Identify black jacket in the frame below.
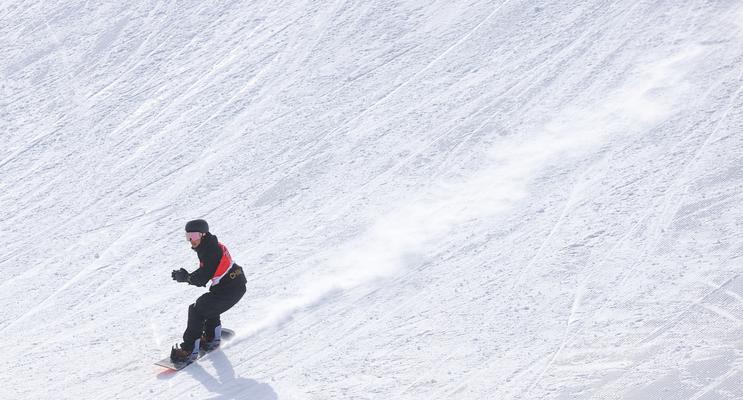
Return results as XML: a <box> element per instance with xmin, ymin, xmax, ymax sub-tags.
<box><xmin>188</xmin><ymin>233</ymin><xmax>246</xmax><ymax>291</ymax></box>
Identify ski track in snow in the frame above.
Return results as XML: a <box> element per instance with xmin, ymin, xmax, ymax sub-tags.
<box><xmin>3</xmin><ymin>1</ymin><xmax>743</xmax><ymax>399</ymax></box>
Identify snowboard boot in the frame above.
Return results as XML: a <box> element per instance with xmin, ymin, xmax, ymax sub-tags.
<box><xmin>201</xmin><ymin>325</ymin><xmax>222</xmax><ymax>351</ymax></box>
<box><xmin>170</xmin><ymin>338</ymin><xmax>200</xmax><ymax>364</ymax></box>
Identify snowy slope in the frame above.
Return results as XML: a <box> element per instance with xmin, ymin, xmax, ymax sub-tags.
<box><xmin>2</xmin><ymin>1</ymin><xmax>743</xmax><ymax>399</ymax></box>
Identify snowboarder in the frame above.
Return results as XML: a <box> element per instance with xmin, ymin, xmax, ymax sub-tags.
<box><xmin>170</xmin><ymin>219</ymin><xmax>247</xmax><ymax>363</ymax></box>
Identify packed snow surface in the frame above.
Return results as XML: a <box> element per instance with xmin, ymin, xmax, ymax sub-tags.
<box><xmin>2</xmin><ymin>1</ymin><xmax>743</xmax><ymax>399</ymax></box>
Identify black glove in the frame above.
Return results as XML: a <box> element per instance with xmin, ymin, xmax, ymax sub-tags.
<box><xmin>172</xmin><ymin>268</ymin><xmax>189</xmax><ymax>282</ymax></box>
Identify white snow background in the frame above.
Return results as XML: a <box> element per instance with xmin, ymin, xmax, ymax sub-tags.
<box><xmin>2</xmin><ymin>1</ymin><xmax>743</xmax><ymax>399</ymax></box>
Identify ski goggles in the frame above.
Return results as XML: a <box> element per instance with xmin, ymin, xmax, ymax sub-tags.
<box><xmin>185</xmin><ymin>232</ymin><xmax>203</xmax><ymax>241</ymax></box>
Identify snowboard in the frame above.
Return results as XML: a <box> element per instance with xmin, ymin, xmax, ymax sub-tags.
<box><xmin>155</xmin><ymin>328</ymin><xmax>235</xmax><ymax>371</ymax></box>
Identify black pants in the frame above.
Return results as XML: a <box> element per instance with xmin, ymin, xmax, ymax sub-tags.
<box><xmin>182</xmin><ymin>283</ymin><xmax>245</xmax><ymax>350</ymax></box>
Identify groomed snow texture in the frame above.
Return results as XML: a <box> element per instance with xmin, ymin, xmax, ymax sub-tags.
<box><xmin>2</xmin><ymin>1</ymin><xmax>743</xmax><ymax>399</ymax></box>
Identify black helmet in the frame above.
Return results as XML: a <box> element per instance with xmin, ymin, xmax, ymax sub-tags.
<box><xmin>185</xmin><ymin>219</ymin><xmax>209</xmax><ymax>233</ymax></box>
